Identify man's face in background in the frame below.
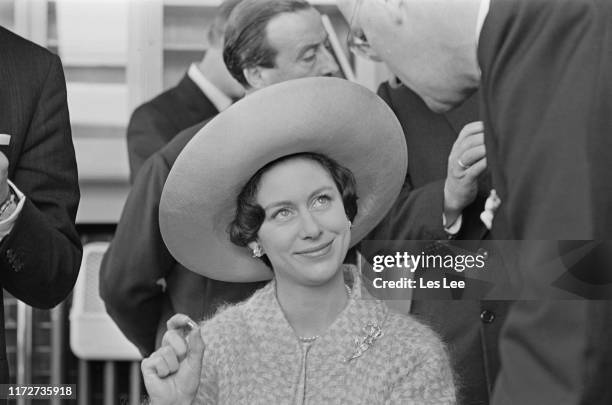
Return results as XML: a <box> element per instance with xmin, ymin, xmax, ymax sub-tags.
<box><xmin>257</xmin><ymin>8</ymin><xmax>339</xmax><ymax>86</ymax></box>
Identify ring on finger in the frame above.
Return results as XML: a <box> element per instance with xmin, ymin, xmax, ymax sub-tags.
<box><xmin>457</xmin><ymin>158</ymin><xmax>470</xmax><ymax>169</ymax></box>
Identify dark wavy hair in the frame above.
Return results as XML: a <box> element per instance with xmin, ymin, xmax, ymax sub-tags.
<box><xmin>222</xmin><ymin>0</ymin><xmax>312</xmax><ymax>86</ymax></box>
<box><xmin>228</xmin><ymin>153</ymin><xmax>358</xmax><ymax>265</ymax></box>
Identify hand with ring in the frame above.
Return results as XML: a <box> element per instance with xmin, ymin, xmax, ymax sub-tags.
<box><xmin>141</xmin><ymin>314</ymin><xmax>205</xmax><ymax>405</ymax></box>
<box><xmin>444</xmin><ymin>121</ymin><xmax>487</xmax><ymax>225</ymax></box>
<box><xmin>457</xmin><ymin>158</ymin><xmax>471</xmax><ymax>170</ymax></box>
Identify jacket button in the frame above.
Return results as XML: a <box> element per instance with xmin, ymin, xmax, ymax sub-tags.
<box><xmin>476</xmin><ymin>248</ymin><xmax>489</xmax><ymax>260</ymax></box>
<box><xmin>480</xmin><ymin>309</ymin><xmax>495</xmax><ymax>323</ymax></box>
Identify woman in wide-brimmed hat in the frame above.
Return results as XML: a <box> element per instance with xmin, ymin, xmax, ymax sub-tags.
<box><xmin>141</xmin><ymin>77</ymin><xmax>455</xmax><ymax>404</ymax></box>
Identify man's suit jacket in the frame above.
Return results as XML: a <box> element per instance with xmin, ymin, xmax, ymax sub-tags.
<box><xmin>126</xmin><ymin>73</ymin><xmax>219</xmax><ymax>182</ymax></box>
<box><xmin>100</xmin><ymin>121</ymin><xmax>264</xmax><ymax>357</ymax></box>
<box><xmin>0</xmin><ymin>27</ymin><xmax>81</xmax><ymax>383</ymax></box>
<box><xmin>476</xmin><ymin>1</ymin><xmax>612</xmax><ymax>404</ymax></box>
<box><xmin>368</xmin><ymin>83</ymin><xmax>509</xmax><ymax>405</ymax></box>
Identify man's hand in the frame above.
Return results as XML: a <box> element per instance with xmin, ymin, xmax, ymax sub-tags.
<box><xmin>141</xmin><ymin>314</ymin><xmax>205</xmax><ymax>405</ymax></box>
<box><xmin>0</xmin><ymin>151</ymin><xmax>10</xmax><ymax>203</ymax></box>
<box><xmin>444</xmin><ymin>121</ymin><xmax>487</xmax><ymax>226</ymax></box>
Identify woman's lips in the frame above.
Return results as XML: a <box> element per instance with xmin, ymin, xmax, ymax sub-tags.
<box><xmin>295</xmin><ymin>240</ymin><xmax>334</xmax><ymax>257</ymax></box>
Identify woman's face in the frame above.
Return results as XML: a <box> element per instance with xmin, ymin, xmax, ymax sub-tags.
<box><xmin>248</xmin><ymin>157</ymin><xmax>351</xmax><ymax>287</ymax></box>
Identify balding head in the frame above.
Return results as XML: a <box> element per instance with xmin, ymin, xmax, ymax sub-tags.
<box><xmin>338</xmin><ymin>0</ymin><xmax>482</xmax><ymax>112</ymax></box>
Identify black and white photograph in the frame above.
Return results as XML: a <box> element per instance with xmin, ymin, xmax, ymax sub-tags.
<box><xmin>0</xmin><ymin>0</ymin><xmax>611</xmax><ymax>404</ymax></box>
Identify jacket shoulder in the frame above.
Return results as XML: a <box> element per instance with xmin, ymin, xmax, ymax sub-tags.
<box><xmin>199</xmin><ymin>299</ymin><xmax>250</xmax><ymax>345</ymax></box>
<box><xmin>132</xmin><ymin>73</ymin><xmax>198</xmax><ymax>120</ymax></box>
<box><xmin>0</xmin><ymin>26</ymin><xmax>57</xmax><ymax>65</ymax></box>
<box><xmin>199</xmin><ymin>283</ymin><xmax>271</xmax><ymax>347</ymax></box>
<box><xmin>134</xmin><ymin>84</ymin><xmax>182</xmax><ymax>116</ymax></box>
<box><xmin>128</xmin><ymin>84</ymin><xmax>181</xmax><ymax>130</ymax></box>
<box><xmin>383</xmin><ymin>310</ymin><xmax>449</xmax><ymax>360</ymax></box>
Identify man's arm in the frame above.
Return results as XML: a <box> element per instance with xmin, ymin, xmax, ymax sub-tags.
<box><xmin>0</xmin><ymin>54</ymin><xmax>82</xmax><ymax>309</ymax></box>
<box><xmin>368</xmin><ymin>179</ymin><xmax>449</xmax><ymax>241</ymax></box>
<box><xmin>100</xmin><ymin>153</ymin><xmax>175</xmax><ymax>356</ymax></box>
<box><xmin>368</xmin><ymin>83</ymin><xmax>484</xmax><ymax>242</ymax></box>
<box><xmin>368</xmin><ymin>83</ymin><xmax>448</xmax><ymax>241</ymax></box>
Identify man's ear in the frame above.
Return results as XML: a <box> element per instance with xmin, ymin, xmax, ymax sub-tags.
<box><xmin>243</xmin><ymin>66</ymin><xmax>266</xmax><ymax>90</ymax></box>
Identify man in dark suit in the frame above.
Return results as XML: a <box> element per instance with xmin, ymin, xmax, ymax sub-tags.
<box><xmin>126</xmin><ymin>0</ymin><xmax>245</xmax><ymax>182</ymax></box>
<box><xmin>367</xmin><ymin>81</ymin><xmax>509</xmax><ymax>405</ymax></box>
<box><xmin>338</xmin><ymin>0</ymin><xmax>612</xmax><ymax>403</ymax></box>
<box><xmin>0</xmin><ymin>27</ymin><xmax>81</xmax><ymax>384</ymax></box>
<box><xmin>100</xmin><ymin>0</ymin><xmax>339</xmax><ymax>357</ymax></box>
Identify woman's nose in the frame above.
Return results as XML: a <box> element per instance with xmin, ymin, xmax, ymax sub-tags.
<box><xmin>298</xmin><ymin>212</ymin><xmax>323</xmax><ymax>239</ymax></box>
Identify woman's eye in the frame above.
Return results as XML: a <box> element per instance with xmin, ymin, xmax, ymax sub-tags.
<box><xmin>313</xmin><ymin>195</ymin><xmax>331</xmax><ymax>208</ymax></box>
<box><xmin>272</xmin><ymin>209</ymin><xmax>292</xmax><ymax>220</ymax></box>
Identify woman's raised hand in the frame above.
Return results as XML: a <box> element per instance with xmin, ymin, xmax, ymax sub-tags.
<box><xmin>141</xmin><ymin>314</ymin><xmax>205</xmax><ymax>405</ymax></box>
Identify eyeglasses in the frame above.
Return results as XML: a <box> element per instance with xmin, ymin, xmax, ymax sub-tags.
<box><xmin>346</xmin><ymin>0</ymin><xmax>382</xmax><ymax>62</ymax></box>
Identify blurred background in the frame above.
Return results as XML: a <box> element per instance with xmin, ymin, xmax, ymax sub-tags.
<box><xmin>0</xmin><ymin>0</ymin><xmax>391</xmax><ymax>403</ymax></box>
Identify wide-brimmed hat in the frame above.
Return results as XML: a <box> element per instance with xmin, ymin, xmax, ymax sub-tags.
<box><xmin>160</xmin><ymin>77</ymin><xmax>407</xmax><ymax>282</ymax></box>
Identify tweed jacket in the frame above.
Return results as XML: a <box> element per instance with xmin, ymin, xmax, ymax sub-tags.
<box><xmin>195</xmin><ymin>267</ymin><xmax>455</xmax><ymax>405</ymax></box>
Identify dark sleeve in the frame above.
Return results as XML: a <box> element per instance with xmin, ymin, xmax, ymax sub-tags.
<box><xmin>366</xmin><ymin>84</ymin><xmax>448</xmax><ymax>242</ymax></box>
<box><xmin>126</xmin><ymin>103</ymin><xmax>174</xmax><ymax>184</ymax></box>
<box><xmin>492</xmin><ymin>301</ymin><xmax>612</xmax><ymax>405</ymax></box>
<box><xmin>0</xmin><ymin>55</ymin><xmax>82</xmax><ymax>309</ymax></box>
<box><xmin>478</xmin><ymin>2</ymin><xmax>612</xmax><ymax>404</ymax></box>
<box><xmin>479</xmin><ymin>0</ymin><xmax>612</xmax><ymax>240</ymax></box>
<box><xmin>367</xmin><ymin>179</ymin><xmax>448</xmax><ymax>241</ymax></box>
<box><xmin>99</xmin><ymin>153</ymin><xmax>174</xmax><ymax>356</ymax></box>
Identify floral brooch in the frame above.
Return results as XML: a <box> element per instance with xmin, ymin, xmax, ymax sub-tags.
<box><xmin>345</xmin><ymin>322</ymin><xmax>383</xmax><ymax>363</ymax></box>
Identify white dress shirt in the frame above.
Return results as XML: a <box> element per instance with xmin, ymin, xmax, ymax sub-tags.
<box><xmin>187</xmin><ymin>63</ymin><xmax>233</xmax><ymax>112</ymax></box>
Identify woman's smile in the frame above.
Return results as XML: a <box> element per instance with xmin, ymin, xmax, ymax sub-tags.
<box><xmin>294</xmin><ymin>239</ymin><xmax>335</xmax><ymax>258</ymax></box>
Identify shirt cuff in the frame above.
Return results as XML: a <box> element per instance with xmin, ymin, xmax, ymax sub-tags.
<box><xmin>0</xmin><ymin>180</ymin><xmax>26</xmax><ymax>240</ymax></box>
<box><xmin>442</xmin><ymin>212</ymin><xmax>463</xmax><ymax>238</ymax></box>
